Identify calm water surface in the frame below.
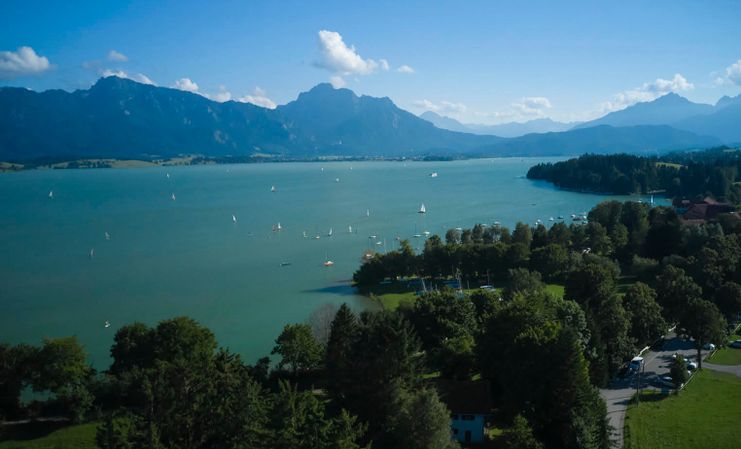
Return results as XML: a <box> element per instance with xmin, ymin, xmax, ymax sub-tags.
<box><xmin>0</xmin><ymin>159</ymin><xmax>667</xmax><ymax>367</ymax></box>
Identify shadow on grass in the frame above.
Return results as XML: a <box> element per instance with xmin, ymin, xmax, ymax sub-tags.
<box><xmin>0</xmin><ymin>421</ymin><xmax>69</xmax><ymax>442</ymax></box>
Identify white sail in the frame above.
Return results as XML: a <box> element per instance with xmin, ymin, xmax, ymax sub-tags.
<box><xmin>328</xmin><ymin>227</ymin><xmax>333</xmax><ymax>237</ymax></box>
<box><xmin>105</xmin><ymin>231</ymin><xmax>111</xmax><ymax>240</ymax></box>
<box><xmin>271</xmin><ymin>185</ymin><xmax>276</xmax><ymax>192</ymax></box>
<box><xmin>48</xmin><ymin>190</ymin><xmax>54</xmax><ymax>199</ymax></box>
<box><xmin>348</xmin><ymin>225</ymin><xmax>352</xmax><ymax>233</ymax></box>
<box><xmin>418</xmin><ymin>203</ymin><xmax>426</xmax><ymax>214</ymax></box>
<box><xmin>232</xmin><ymin>215</ymin><xmax>237</xmax><ymax>223</ymax></box>
<box><xmin>366</xmin><ymin>209</ymin><xmax>370</xmax><ymax>217</ymax></box>
<box><xmin>171</xmin><ymin>193</ymin><xmax>176</xmax><ymax>201</ymax></box>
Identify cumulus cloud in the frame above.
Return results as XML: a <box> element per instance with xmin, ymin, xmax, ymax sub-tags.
<box><xmin>205</xmin><ymin>86</ymin><xmax>232</xmax><ymax>102</ymax></box>
<box><xmin>236</xmin><ymin>87</ymin><xmax>277</xmax><ymax>109</ymax></box>
<box><xmin>0</xmin><ymin>46</ymin><xmax>51</xmax><ymax>79</ymax></box>
<box><xmin>414</xmin><ymin>99</ymin><xmax>467</xmax><ymax>115</ymax></box>
<box><xmin>330</xmin><ymin>75</ymin><xmax>346</xmax><ymax>88</ymax></box>
<box><xmin>173</xmin><ymin>77</ymin><xmax>199</xmax><ymax>93</ymax></box>
<box><xmin>397</xmin><ymin>65</ymin><xmax>415</xmax><ymax>74</ymax></box>
<box><xmin>379</xmin><ymin>59</ymin><xmax>390</xmax><ymax>71</ymax></box>
<box><xmin>512</xmin><ymin>96</ymin><xmax>552</xmax><ymax>116</ymax></box>
<box><xmin>101</xmin><ymin>69</ymin><xmax>155</xmax><ymax>85</ymax></box>
<box><xmin>714</xmin><ymin>59</ymin><xmax>741</xmax><ymax>86</ymax></box>
<box><xmin>107</xmin><ymin>50</ymin><xmax>128</xmax><ymax>62</ymax></box>
<box><xmin>600</xmin><ymin>73</ymin><xmax>693</xmax><ymax>113</ymax></box>
<box><xmin>315</xmin><ymin>30</ymin><xmax>379</xmax><ymax>75</ymax></box>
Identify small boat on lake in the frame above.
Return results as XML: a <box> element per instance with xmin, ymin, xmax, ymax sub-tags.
<box><xmin>89</xmin><ymin>248</ymin><xmax>95</xmax><ymax>258</ymax></box>
<box><xmin>418</xmin><ymin>203</ymin><xmax>426</xmax><ymax>214</ymax></box>
<box><xmin>366</xmin><ymin>209</ymin><xmax>370</xmax><ymax>217</ymax></box>
<box><xmin>232</xmin><ymin>215</ymin><xmax>237</xmax><ymax>223</ymax></box>
<box><xmin>171</xmin><ymin>193</ymin><xmax>176</xmax><ymax>201</ymax></box>
<box><xmin>271</xmin><ymin>185</ymin><xmax>276</xmax><ymax>192</ymax></box>
<box><xmin>348</xmin><ymin>225</ymin><xmax>353</xmax><ymax>233</ymax></box>
<box><xmin>48</xmin><ymin>190</ymin><xmax>54</xmax><ymax>199</ymax></box>
<box><xmin>273</xmin><ymin>222</ymin><xmax>282</xmax><ymax>232</ymax></box>
<box><xmin>335</xmin><ymin>178</ymin><xmax>340</xmax><ymax>183</ymax></box>
<box><xmin>429</xmin><ymin>172</ymin><xmax>438</xmax><ymax>178</ymax></box>
<box><xmin>104</xmin><ymin>320</ymin><xmax>111</xmax><ymax>328</ymax></box>
<box><xmin>280</xmin><ymin>262</ymin><xmax>292</xmax><ymax>267</ymax></box>
<box><xmin>327</xmin><ymin>227</ymin><xmax>333</xmax><ymax>237</ymax></box>
<box><xmin>105</xmin><ymin>231</ymin><xmax>111</xmax><ymax>240</ymax></box>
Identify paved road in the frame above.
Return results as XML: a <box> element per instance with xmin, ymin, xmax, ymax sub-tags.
<box><xmin>703</xmin><ymin>361</ymin><xmax>741</xmax><ymax>377</ymax></box>
<box><xmin>599</xmin><ymin>334</ymin><xmax>709</xmax><ymax>449</ymax></box>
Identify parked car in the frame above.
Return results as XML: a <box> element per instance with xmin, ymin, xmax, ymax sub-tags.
<box><xmin>687</xmin><ymin>360</ymin><xmax>697</xmax><ymax>370</ymax></box>
<box><xmin>656</xmin><ymin>376</ymin><xmax>676</xmax><ymax>389</ymax></box>
<box><xmin>628</xmin><ymin>356</ymin><xmax>643</xmax><ymax>374</ymax></box>
<box><xmin>731</xmin><ymin>340</ymin><xmax>741</xmax><ymax>349</ymax></box>
<box><xmin>703</xmin><ymin>343</ymin><xmax>716</xmax><ymax>351</ymax></box>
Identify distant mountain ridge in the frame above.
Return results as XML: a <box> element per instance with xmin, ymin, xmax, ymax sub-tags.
<box><xmin>0</xmin><ymin>76</ymin><xmax>724</xmax><ymax>161</ymax></box>
<box><xmin>575</xmin><ymin>92</ymin><xmax>741</xmax><ymax>144</ymax></box>
<box><xmin>420</xmin><ymin>111</ymin><xmax>578</xmax><ymax>137</ymax></box>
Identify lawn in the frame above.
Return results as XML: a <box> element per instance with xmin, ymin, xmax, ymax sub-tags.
<box><xmin>545</xmin><ymin>283</ymin><xmax>565</xmax><ymax>298</ymax></box>
<box><xmin>707</xmin><ymin>333</ymin><xmax>741</xmax><ymax>366</ymax></box>
<box><xmin>624</xmin><ymin>369</ymin><xmax>741</xmax><ymax>449</ymax></box>
<box><xmin>0</xmin><ymin>422</ymin><xmax>98</xmax><ymax>449</ymax></box>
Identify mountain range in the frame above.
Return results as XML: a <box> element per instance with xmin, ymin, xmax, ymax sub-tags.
<box><xmin>0</xmin><ymin>76</ymin><xmax>733</xmax><ymax>162</ymax></box>
<box><xmin>420</xmin><ymin>111</ymin><xmax>579</xmax><ymax>137</ymax></box>
<box><xmin>575</xmin><ymin>92</ymin><xmax>741</xmax><ymax>143</ymax></box>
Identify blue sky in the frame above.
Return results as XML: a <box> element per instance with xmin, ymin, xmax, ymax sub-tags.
<box><xmin>2</xmin><ymin>0</ymin><xmax>741</xmax><ymax>124</ymax></box>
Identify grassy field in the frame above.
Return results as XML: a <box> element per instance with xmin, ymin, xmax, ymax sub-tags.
<box><xmin>624</xmin><ymin>369</ymin><xmax>741</xmax><ymax>449</ymax></box>
<box><xmin>0</xmin><ymin>422</ymin><xmax>97</xmax><ymax>449</ymax></box>
<box><xmin>545</xmin><ymin>283</ymin><xmax>565</xmax><ymax>298</ymax></box>
<box><xmin>707</xmin><ymin>333</ymin><xmax>741</xmax><ymax>365</ymax></box>
<box><xmin>656</xmin><ymin>162</ymin><xmax>684</xmax><ymax>169</ymax></box>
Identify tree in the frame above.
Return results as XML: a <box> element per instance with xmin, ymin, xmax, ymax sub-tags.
<box><xmin>669</xmin><ymin>356</ymin><xmax>688</xmax><ymax>389</ymax></box>
<box><xmin>655</xmin><ymin>266</ymin><xmax>702</xmax><ymax>323</ymax></box>
<box><xmin>501</xmin><ymin>415</ymin><xmax>544</xmax><ymax>449</ymax></box>
<box><xmin>110</xmin><ymin>323</ymin><xmax>153</xmax><ymax>375</ymax></box>
<box><xmin>502</xmin><ymin>268</ymin><xmax>544</xmax><ymax>301</ymax></box>
<box><xmin>512</xmin><ymin>222</ymin><xmax>533</xmax><ymax>247</ymax></box>
<box><xmin>272</xmin><ymin>323</ymin><xmax>323</xmax><ymax>375</ymax></box>
<box><xmin>529</xmin><ymin>244</ymin><xmax>570</xmax><ymax>282</ymax></box>
<box><xmin>386</xmin><ymin>386</ymin><xmax>458</xmax><ymax>449</ymax></box>
<box><xmin>0</xmin><ymin>343</ymin><xmax>37</xmax><ymax>420</ymax></box>
<box><xmin>326</xmin><ymin>304</ymin><xmax>360</xmax><ymax>404</ymax></box>
<box><xmin>96</xmin><ymin>413</ymin><xmax>135</xmax><ymax>449</ymax></box>
<box><xmin>677</xmin><ymin>299</ymin><xmax>727</xmax><ymax>370</ymax></box>
<box><xmin>307</xmin><ymin>303</ymin><xmax>339</xmax><ymax>346</ymax></box>
<box><xmin>33</xmin><ymin>337</ymin><xmax>93</xmax><ymax>421</ymax></box>
<box><xmin>406</xmin><ymin>291</ymin><xmax>476</xmax><ymax>349</ymax></box>
<box><xmin>564</xmin><ymin>263</ymin><xmax>616</xmax><ymax>311</ymax></box>
<box><xmin>714</xmin><ymin>282</ymin><xmax>741</xmax><ymax>321</ymax></box>
<box><xmin>623</xmin><ymin>282</ymin><xmax>667</xmax><ymax>347</ymax></box>
<box><xmin>445</xmin><ymin>229</ymin><xmax>461</xmax><ymax>245</ymax></box>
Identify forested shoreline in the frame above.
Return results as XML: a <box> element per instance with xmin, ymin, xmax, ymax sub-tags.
<box><xmin>3</xmin><ymin>200</ymin><xmax>740</xmax><ymax>449</ymax></box>
<box><xmin>526</xmin><ymin>148</ymin><xmax>741</xmax><ymax>202</ymax></box>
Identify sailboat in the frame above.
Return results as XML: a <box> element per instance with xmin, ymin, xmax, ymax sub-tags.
<box><xmin>418</xmin><ymin>203</ymin><xmax>426</xmax><ymax>214</ymax></box>
<box><xmin>104</xmin><ymin>320</ymin><xmax>111</xmax><ymax>328</ymax></box>
<box><xmin>650</xmin><ymin>195</ymin><xmax>655</xmax><ymax>205</ymax></box>
<box><xmin>335</xmin><ymin>178</ymin><xmax>340</xmax><ymax>183</ymax></box>
<box><xmin>366</xmin><ymin>209</ymin><xmax>370</xmax><ymax>217</ymax></box>
<box><xmin>348</xmin><ymin>225</ymin><xmax>353</xmax><ymax>234</ymax></box>
<box><xmin>271</xmin><ymin>185</ymin><xmax>276</xmax><ymax>192</ymax></box>
<box><xmin>327</xmin><ymin>227</ymin><xmax>333</xmax><ymax>237</ymax></box>
<box><xmin>166</xmin><ymin>173</ymin><xmax>170</xmax><ymax>179</ymax></box>
<box><xmin>105</xmin><ymin>231</ymin><xmax>111</xmax><ymax>240</ymax></box>
<box><xmin>232</xmin><ymin>215</ymin><xmax>237</xmax><ymax>224</ymax></box>
<box><xmin>413</xmin><ymin>224</ymin><xmax>421</xmax><ymax>238</ymax></box>
<box><xmin>171</xmin><ymin>193</ymin><xmax>176</xmax><ymax>201</ymax></box>
<box><xmin>89</xmin><ymin>248</ymin><xmax>95</xmax><ymax>258</ymax></box>
<box><xmin>429</xmin><ymin>172</ymin><xmax>438</xmax><ymax>178</ymax></box>
<box><xmin>48</xmin><ymin>190</ymin><xmax>54</xmax><ymax>199</ymax></box>
<box><xmin>324</xmin><ymin>252</ymin><xmax>334</xmax><ymax>267</ymax></box>
<box><xmin>303</xmin><ymin>230</ymin><xmax>308</xmax><ymax>238</ymax></box>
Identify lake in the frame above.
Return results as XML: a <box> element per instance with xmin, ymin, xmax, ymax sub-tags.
<box><xmin>0</xmin><ymin>158</ymin><xmax>666</xmax><ymax>368</ymax></box>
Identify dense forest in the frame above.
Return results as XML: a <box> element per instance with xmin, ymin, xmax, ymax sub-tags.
<box><xmin>526</xmin><ymin>147</ymin><xmax>741</xmax><ymax>203</ymax></box>
<box><xmin>2</xmin><ymin>201</ymin><xmax>740</xmax><ymax>449</ymax></box>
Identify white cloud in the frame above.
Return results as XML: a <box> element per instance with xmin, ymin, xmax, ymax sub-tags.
<box><xmin>600</xmin><ymin>73</ymin><xmax>693</xmax><ymax>113</ymax></box>
<box><xmin>236</xmin><ymin>87</ymin><xmax>277</xmax><ymax>109</ymax></box>
<box><xmin>101</xmin><ymin>69</ymin><xmax>155</xmax><ymax>85</ymax></box>
<box><xmin>379</xmin><ymin>59</ymin><xmax>390</xmax><ymax>71</ymax></box>
<box><xmin>315</xmin><ymin>30</ymin><xmax>379</xmax><ymax>75</ymax></box>
<box><xmin>205</xmin><ymin>86</ymin><xmax>232</xmax><ymax>102</ymax></box>
<box><xmin>0</xmin><ymin>46</ymin><xmax>51</xmax><ymax>79</ymax></box>
<box><xmin>329</xmin><ymin>75</ymin><xmax>346</xmax><ymax>88</ymax></box>
<box><xmin>414</xmin><ymin>99</ymin><xmax>467</xmax><ymax>115</ymax></box>
<box><xmin>173</xmin><ymin>77</ymin><xmax>199</xmax><ymax>93</ymax></box>
<box><xmin>718</xmin><ymin>59</ymin><xmax>741</xmax><ymax>86</ymax></box>
<box><xmin>512</xmin><ymin>96</ymin><xmax>552</xmax><ymax>116</ymax></box>
<box><xmin>397</xmin><ymin>65</ymin><xmax>415</xmax><ymax>74</ymax></box>
<box><xmin>107</xmin><ymin>50</ymin><xmax>128</xmax><ymax>62</ymax></box>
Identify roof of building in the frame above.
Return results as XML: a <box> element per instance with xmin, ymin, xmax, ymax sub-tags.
<box><xmin>432</xmin><ymin>379</ymin><xmax>492</xmax><ymax>415</ymax></box>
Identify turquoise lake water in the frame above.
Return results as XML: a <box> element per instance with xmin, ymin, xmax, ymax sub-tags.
<box><xmin>0</xmin><ymin>158</ymin><xmax>667</xmax><ymax>368</ymax></box>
